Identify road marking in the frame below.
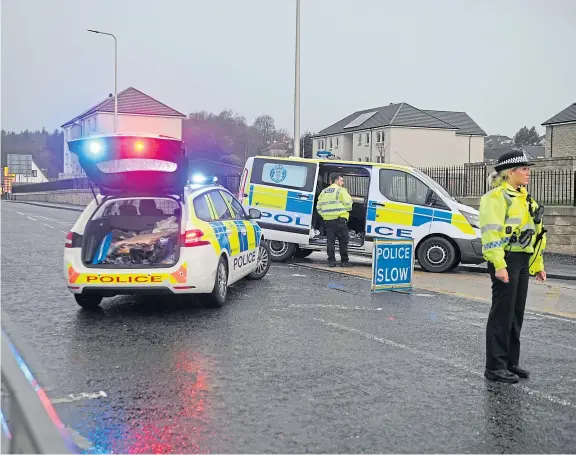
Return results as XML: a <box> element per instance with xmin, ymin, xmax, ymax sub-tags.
<box><xmin>26</xmin><ymin>216</ymin><xmax>37</xmax><ymax>222</ymax></box>
<box><xmin>290</xmin><ymin>274</ymin><xmax>308</xmax><ymax>277</ymax></box>
<box><xmin>61</xmin><ymin>230</ymin><xmax>68</xmax><ymax>234</ymax></box>
<box><xmin>525</xmin><ymin>311</ymin><xmax>576</xmax><ymax>324</ymax></box>
<box><xmin>35</xmin><ymin>215</ymin><xmax>58</xmax><ymax>221</ymax></box>
<box><xmin>313</xmin><ymin>318</ymin><xmax>576</xmax><ymax>410</ymax></box>
<box><xmin>66</xmin><ymin>426</ymin><xmax>94</xmax><ymax>451</ymax></box>
<box><xmin>42</xmin><ymin>223</ymin><xmax>54</xmax><ymax>229</ymax></box>
<box><xmin>16</xmin><ymin>211</ymin><xmax>25</xmax><ymax>215</ymax></box>
<box><xmin>275</xmin><ymin>303</ymin><xmax>384</xmax><ymax>311</ymax></box>
<box><xmin>51</xmin><ymin>390</ymin><xmax>107</xmax><ymax>404</ymax></box>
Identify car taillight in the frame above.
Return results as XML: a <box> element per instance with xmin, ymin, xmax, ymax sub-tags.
<box><xmin>181</xmin><ymin>229</ymin><xmax>210</xmax><ymax>247</ymax></box>
<box><xmin>65</xmin><ymin>231</ymin><xmax>74</xmax><ymax>248</ymax></box>
<box><xmin>238</xmin><ymin>168</ymin><xmax>248</xmax><ymax>202</ymax></box>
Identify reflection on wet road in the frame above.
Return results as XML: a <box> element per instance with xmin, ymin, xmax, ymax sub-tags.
<box><xmin>2</xmin><ymin>202</ymin><xmax>576</xmax><ymax>453</ymax></box>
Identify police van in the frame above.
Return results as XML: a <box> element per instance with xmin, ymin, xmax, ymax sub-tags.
<box><xmin>64</xmin><ymin>134</ymin><xmax>271</xmax><ymax>309</ymax></box>
<box><xmin>238</xmin><ymin>156</ymin><xmax>484</xmax><ymax>272</ymax></box>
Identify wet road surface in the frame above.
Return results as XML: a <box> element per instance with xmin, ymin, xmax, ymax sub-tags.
<box><xmin>2</xmin><ymin>201</ymin><xmax>576</xmax><ymax>454</ymax></box>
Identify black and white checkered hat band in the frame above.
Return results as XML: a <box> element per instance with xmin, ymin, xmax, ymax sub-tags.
<box><xmin>498</xmin><ymin>152</ymin><xmax>530</xmax><ymax>167</ymax></box>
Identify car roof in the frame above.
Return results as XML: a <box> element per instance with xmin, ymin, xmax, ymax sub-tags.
<box><xmin>252</xmin><ymin>155</ymin><xmax>415</xmax><ymax>172</ymax></box>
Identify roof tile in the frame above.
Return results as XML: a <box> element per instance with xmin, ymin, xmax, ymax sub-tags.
<box><xmin>542</xmin><ymin>102</ymin><xmax>576</xmax><ymax>126</ymax></box>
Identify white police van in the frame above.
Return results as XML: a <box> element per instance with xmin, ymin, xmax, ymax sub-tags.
<box><xmin>238</xmin><ymin>156</ymin><xmax>484</xmax><ymax>273</ymax></box>
<box><xmin>64</xmin><ymin>134</ymin><xmax>270</xmax><ymax>309</ymax></box>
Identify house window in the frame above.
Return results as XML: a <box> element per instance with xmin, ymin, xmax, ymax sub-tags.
<box><xmin>358</xmin><ymin>134</ymin><xmax>362</xmax><ymax>145</ymax></box>
<box><xmin>329</xmin><ymin>138</ymin><xmax>333</xmax><ymax>149</ymax></box>
<box><xmin>335</xmin><ymin>138</ymin><xmax>339</xmax><ymax>147</ymax></box>
<box><xmin>318</xmin><ymin>140</ymin><xmax>324</xmax><ymax>150</ymax></box>
<box><xmin>366</xmin><ymin>133</ymin><xmax>370</xmax><ymax>145</ymax></box>
<box><xmin>376</xmin><ymin>132</ymin><xmax>382</xmax><ymax>143</ymax></box>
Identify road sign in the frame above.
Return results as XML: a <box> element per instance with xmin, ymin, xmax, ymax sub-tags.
<box><xmin>371</xmin><ymin>238</ymin><xmax>414</xmax><ymax>293</ymax></box>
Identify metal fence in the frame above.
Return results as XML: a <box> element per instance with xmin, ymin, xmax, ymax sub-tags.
<box><xmin>9</xmin><ymin>166</ymin><xmax>576</xmax><ymax>206</ymax></box>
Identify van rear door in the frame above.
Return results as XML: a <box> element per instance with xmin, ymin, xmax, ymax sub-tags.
<box><xmin>67</xmin><ymin>134</ymin><xmax>188</xmax><ymax>195</ymax></box>
<box><xmin>244</xmin><ymin>158</ymin><xmax>319</xmax><ymax>245</ymax></box>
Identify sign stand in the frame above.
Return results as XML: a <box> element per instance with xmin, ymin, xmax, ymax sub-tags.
<box><xmin>371</xmin><ymin>238</ymin><xmax>414</xmax><ymax>294</ymax></box>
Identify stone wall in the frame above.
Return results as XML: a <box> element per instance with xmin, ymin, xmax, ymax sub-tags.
<box><xmin>459</xmin><ymin>197</ymin><xmax>576</xmax><ymax>255</ymax></box>
<box><xmin>10</xmin><ymin>190</ymin><xmax>96</xmax><ymax>207</ymax></box>
<box><xmin>545</xmin><ymin>124</ymin><xmax>576</xmax><ymax>158</ymax></box>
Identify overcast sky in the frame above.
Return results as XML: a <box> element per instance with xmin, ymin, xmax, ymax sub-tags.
<box><xmin>2</xmin><ymin>0</ymin><xmax>575</xmax><ymax>137</ymax></box>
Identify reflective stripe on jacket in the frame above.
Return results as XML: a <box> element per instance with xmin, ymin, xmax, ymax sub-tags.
<box><xmin>317</xmin><ymin>184</ymin><xmax>353</xmax><ymax>221</ymax></box>
<box><xmin>479</xmin><ymin>182</ymin><xmax>546</xmax><ymax>274</ymax></box>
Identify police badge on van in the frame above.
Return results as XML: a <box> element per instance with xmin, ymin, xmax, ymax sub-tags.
<box><xmin>269</xmin><ymin>164</ymin><xmax>287</xmax><ymax>184</ymax></box>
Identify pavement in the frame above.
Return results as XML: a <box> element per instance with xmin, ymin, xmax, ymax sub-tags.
<box><xmin>2</xmin><ymin>200</ymin><xmax>576</xmax><ymax>454</ymax></box>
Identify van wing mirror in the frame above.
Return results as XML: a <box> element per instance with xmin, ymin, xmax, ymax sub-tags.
<box><xmin>248</xmin><ymin>208</ymin><xmax>262</xmax><ymax>220</ymax></box>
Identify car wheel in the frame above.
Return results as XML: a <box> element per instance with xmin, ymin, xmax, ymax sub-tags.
<box><xmin>417</xmin><ymin>237</ymin><xmax>457</xmax><ymax>273</ymax></box>
<box><xmin>267</xmin><ymin>241</ymin><xmax>296</xmax><ymax>262</ymax></box>
<box><xmin>74</xmin><ymin>294</ymin><xmax>103</xmax><ymax>310</ymax></box>
<box><xmin>205</xmin><ymin>256</ymin><xmax>228</xmax><ymax>308</ymax></box>
<box><xmin>247</xmin><ymin>241</ymin><xmax>271</xmax><ymax>280</ymax></box>
<box><xmin>293</xmin><ymin>248</ymin><xmax>314</xmax><ymax>259</ymax></box>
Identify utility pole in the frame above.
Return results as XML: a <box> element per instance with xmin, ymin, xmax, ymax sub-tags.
<box><xmin>293</xmin><ymin>0</ymin><xmax>301</xmax><ymax>157</ymax></box>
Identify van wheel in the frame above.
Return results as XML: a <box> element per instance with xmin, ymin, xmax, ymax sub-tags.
<box><xmin>267</xmin><ymin>241</ymin><xmax>296</xmax><ymax>262</ymax></box>
<box><xmin>417</xmin><ymin>237</ymin><xmax>457</xmax><ymax>273</ymax></box>
<box><xmin>205</xmin><ymin>257</ymin><xmax>228</xmax><ymax>308</ymax></box>
<box><xmin>294</xmin><ymin>248</ymin><xmax>314</xmax><ymax>259</ymax></box>
<box><xmin>247</xmin><ymin>242</ymin><xmax>271</xmax><ymax>280</ymax></box>
<box><xmin>74</xmin><ymin>294</ymin><xmax>103</xmax><ymax>310</ymax></box>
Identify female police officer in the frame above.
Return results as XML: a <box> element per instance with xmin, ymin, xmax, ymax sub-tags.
<box><xmin>479</xmin><ymin>150</ymin><xmax>547</xmax><ymax>384</ymax></box>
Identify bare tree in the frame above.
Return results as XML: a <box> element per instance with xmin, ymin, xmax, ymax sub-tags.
<box><xmin>253</xmin><ymin>115</ymin><xmax>276</xmax><ymax>145</ymax></box>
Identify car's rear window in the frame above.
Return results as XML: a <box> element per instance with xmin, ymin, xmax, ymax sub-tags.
<box><xmin>97</xmin><ymin>198</ymin><xmax>181</xmax><ymax>218</ymax></box>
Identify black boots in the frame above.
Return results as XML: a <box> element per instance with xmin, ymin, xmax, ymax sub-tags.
<box><xmin>484</xmin><ymin>369</ymin><xmax>520</xmax><ymax>384</ymax></box>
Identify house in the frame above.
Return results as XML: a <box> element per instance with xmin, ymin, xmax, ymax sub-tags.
<box><xmin>542</xmin><ymin>102</ymin><xmax>576</xmax><ymax>158</ymax></box>
<box><xmin>312</xmin><ymin>103</ymin><xmax>486</xmax><ymax>166</ymax></box>
<box><xmin>60</xmin><ymin>87</ymin><xmax>186</xmax><ymax>178</ymax></box>
<box><xmin>521</xmin><ymin>145</ymin><xmax>545</xmax><ymax>160</ymax></box>
<box><xmin>261</xmin><ymin>141</ymin><xmax>291</xmax><ymax>157</ymax></box>
<box><xmin>6</xmin><ymin>153</ymin><xmax>50</xmax><ymax>184</ymax></box>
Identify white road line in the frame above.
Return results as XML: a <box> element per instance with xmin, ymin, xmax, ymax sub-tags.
<box><xmin>35</xmin><ymin>215</ymin><xmax>58</xmax><ymax>221</ymax></box>
<box><xmin>66</xmin><ymin>426</ymin><xmax>94</xmax><ymax>451</ymax></box>
<box><xmin>525</xmin><ymin>311</ymin><xmax>576</xmax><ymax>324</ymax></box>
<box><xmin>26</xmin><ymin>216</ymin><xmax>37</xmax><ymax>222</ymax></box>
<box><xmin>51</xmin><ymin>390</ymin><xmax>107</xmax><ymax>404</ymax></box>
<box><xmin>61</xmin><ymin>230</ymin><xmax>68</xmax><ymax>234</ymax></box>
<box><xmin>16</xmin><ymin>211</ymin><xmax>25</xmax><ymax>215</ymax></box>
<box><xmin>42</xmin><ymin>223</ymin><xmax>54</xmax><ymax>229</ymax></box>
<box><xmin>313</xmin><ymin>317</ymin><xmax>576</xmax><ymax>410</ymax></box>
<box><xmin>276</xmin><ymin>303</ymin><xmax>384</xmax><ymax>311</ymax></box>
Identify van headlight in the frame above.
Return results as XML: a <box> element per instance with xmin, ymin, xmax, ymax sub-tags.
<box><xmin>461</xmin><ymin>211</ymin><xmax>479</xmax><ymax>229</ymax></box>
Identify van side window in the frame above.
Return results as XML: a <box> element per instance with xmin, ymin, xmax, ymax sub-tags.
<box><xmin>220</xmin><ymin>191</ymin><xmax>246</xmax><ymax>220</ymax></box>
<box><xmin>251</xmin><ymin>158</ymin><xmax>316</xmax><ymax>191</ymax></box>
<box><xmin>208</xmin><ymin>191</ymin><xmax>233</xmax><ymax>221</ymax></box>
<box><xmin>379</xmin><ymin>169</ymin><xmax>430</xmax><ymax>206</ymax></box>
<box><xmin>193</xmin><ymin>195</ymin><xmax>212</xmax><ymax>222</ymax></box>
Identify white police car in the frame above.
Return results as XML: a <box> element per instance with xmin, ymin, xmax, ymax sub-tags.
<box><xmin>64</xmin><ymin>133</ymin><xmax>271</xmax><ymax>309</ymax></box>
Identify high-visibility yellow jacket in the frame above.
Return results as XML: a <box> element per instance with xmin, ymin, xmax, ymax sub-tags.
<box><xmin>479</xmin><ymin>182</ymin><xmax>546</xmax><ymax>275</ymax></box>
<box><xmin>317</xmin><ymin>184</ymin><xmax>353</xmax><ymax>221</ymax></box>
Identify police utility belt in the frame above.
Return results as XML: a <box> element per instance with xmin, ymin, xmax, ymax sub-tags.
<box><xmin>504</xmin><ymin>194</ymin><xmax>545</xmax><ymax>251</ymax></box>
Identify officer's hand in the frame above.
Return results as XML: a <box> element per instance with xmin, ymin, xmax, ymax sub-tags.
<box><xmin>495</xmin><ymin>268</ymin><xmax>509</xmax><ymax>283</ymax></box>
<box><xmin>536</xmin><ymin>270</ymin><xmax>547</xmax><ymax>282</ymax></box>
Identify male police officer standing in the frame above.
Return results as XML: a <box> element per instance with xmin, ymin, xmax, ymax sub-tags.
<box><xmin>317</xmin><ymin>174</ymin><xmax>353</xmax><ymax>267</ymax></box>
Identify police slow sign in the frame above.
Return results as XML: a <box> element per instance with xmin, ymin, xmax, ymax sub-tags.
<box><xmin>371</xmin><ymin>238</ymin><xmax>414</xmax><ymax>293</ymax></box>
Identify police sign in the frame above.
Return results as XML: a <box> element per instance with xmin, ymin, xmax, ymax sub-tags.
<box><xmin>371</xmin><ymin>238</ymin><xmax>414</xmax><ymax>293</ymax></box>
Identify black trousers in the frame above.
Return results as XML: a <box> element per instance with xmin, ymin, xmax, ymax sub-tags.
<box><xmin>486</xmin><ymin>252</ymin><xmax>530</xmax><ymax>371</ymax></box>
<box><xmin>326</xmin><ymin>218</ymin><xmax>349</xmax><ymax>263</ymax></box>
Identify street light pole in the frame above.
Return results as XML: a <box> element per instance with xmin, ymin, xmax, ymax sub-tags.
<box><xmin>293</xmin><ymin>0</ymin><xmax>301</xmax><ymax>157</ymax></box>
<box><xmin>88</xmin><ymin>29</ymin><xmax>118</xmax><ymax>133</ymax></box>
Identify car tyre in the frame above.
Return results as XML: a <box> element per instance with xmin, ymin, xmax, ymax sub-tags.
<box><xmin>205</xmin><ymin>256</ymin><xmax>228</xmax><ymax>308</ymax></box>
<box><xmin>74</xmin><ymin>294</ymin><xmax>103</xmax><ymax>310</ymax></box>
<box><xmin>247</xmin><ymin>241</ymin><xmax>271</xmax><ymax>280</ymax></box>
<box><xmin>267</xmin><ymin>241</ymin><xmax>296</xmax><ymax>262</ymax></box>
<box><xmin>293</xmin><ymin>248</ymin><xmax>314</xmax><ymax>259</ymax></box>
<box><xmin>417</xmin><ymin>236</ymin><xmax>457</xmax><ymax>273</ymax></box>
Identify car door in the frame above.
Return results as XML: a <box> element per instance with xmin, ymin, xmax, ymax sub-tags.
<box><xmin>220</xmin><ymin>190</ymin><xmax>261</xmax><ymax>278</ymax></box>
<box><xmin>366</xmin><ymin>168</ymin><xmax>433</xmax><ymax>246</ymax></box>
<box><xmin>243</xmin><ymin>158</ymin><xmax>319</xmax><ymax>246</ymax></box>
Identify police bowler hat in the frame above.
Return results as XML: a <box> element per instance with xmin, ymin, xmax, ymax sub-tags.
<box><xmin>494</xmin><ymin>150</ymin><xmax>534</xmax><ymax>172</ymax></box>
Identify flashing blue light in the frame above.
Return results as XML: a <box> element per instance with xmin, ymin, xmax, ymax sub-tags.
<box><xmin>88</xmin><ymin>141</ymin><xmax>103</xmax><ymax>156</ymax></box>
<box><xmin>212</xmin><ymin>176</ymin><xmax>218</xmax><ymax>183</ymax></box>
<box><xmin>191</xmin><ymin>173</ymin><xmax>207</xmax><ymax>184</ymax></box>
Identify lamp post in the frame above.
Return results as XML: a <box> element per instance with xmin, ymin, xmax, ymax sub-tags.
<box><xmin>87</xmin><ymin>29</ymin><xmax>118</xmax><ymax>133</ymax></box>
<box><xmin>293</xmin><ymin>0</ymin><xmax>301</xmax><ymax>157</ymax></box>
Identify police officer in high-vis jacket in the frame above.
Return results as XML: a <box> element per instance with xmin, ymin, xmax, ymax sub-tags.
<box><xmin>317</xmin><ymin>174</ymin><xmax>353</xmax><ymax>267</ymax></box>
<box><xmin>479</xmin><ymin>150</ymin><xmax>547</xmax><ymax>384</ymax></box>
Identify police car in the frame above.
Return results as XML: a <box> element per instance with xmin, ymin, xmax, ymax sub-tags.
<box><xmin>239</xmin><ymin>156</ymin><xmax>484</xmax><ymax>273</ymax></box>
<box><xmin>64</xmin><ymin>133</ymin><xmax>271</xmax><ymax>309</ymax></box>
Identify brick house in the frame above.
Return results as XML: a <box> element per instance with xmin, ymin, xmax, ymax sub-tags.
<box><xmin>542</xmin><ymin>102</ymin><xmax>576</xmax><ymax>158</ymax></box>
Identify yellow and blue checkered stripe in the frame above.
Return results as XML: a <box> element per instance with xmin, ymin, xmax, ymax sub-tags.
<box><xmin>248</xmin><ymin>184</ymin><xmax>313</xmax><ymax>215</ymax></box>
<box><xmin>367</xmin><ymin>200</ymin><xmax>475</xmax><ymax>235</ymax></box>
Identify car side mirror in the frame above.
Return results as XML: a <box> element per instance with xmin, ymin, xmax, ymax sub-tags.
<box><xmin>248</xmin><ymin>208</ymin><xmax>262</xmax><ymax>219</ymax></box>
